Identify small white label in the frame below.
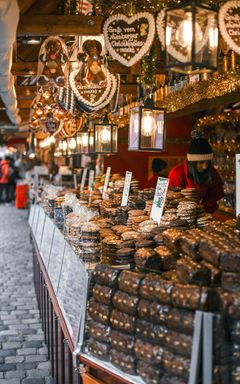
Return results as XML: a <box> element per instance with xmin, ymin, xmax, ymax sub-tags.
<box><xmin>189</xmin><ymin>74</ymin><xmax>200</xmax><ymax>83</ymax></box>
<box><xmin>150</xmin><ymin>177</ymin><xmax>169</xmax><ymax>224</ymax></box>
<box><xmin>236</xmin><ymin>154</ymin><xmax>240</xmax><ymax>216</ymax></box>
<box><xmin>80</xmin><ymin>168</ymin><xmax>88</xmax><ymax>192</ymax></box>
<box><xmin>121</xmin><ymin>171</ymin><xmax>132</xmax><ymax>206</ymax></box>
<box><xmin>73</xmin><ymin>174</ymin><xmax>78</xmax><ymax>189</ymax></box>
<box><xmin>102</xmin><ymin>167</ymin><xmax>111</xmax><ymax>199</ymax></box>
<box><xmin>88</xmin><ymin>170</ymin><xmax>95</xmax><ymax>192</ymax></box>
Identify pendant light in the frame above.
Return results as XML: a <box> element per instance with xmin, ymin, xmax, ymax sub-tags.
<box><xmin>93</xmin><ymin>113</ymin><xmax>118</xmax><ymax>154</ymax></box>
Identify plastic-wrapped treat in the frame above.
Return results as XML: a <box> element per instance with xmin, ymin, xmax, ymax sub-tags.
<box><xmin>112</xmin><ymin>291</ymin><xmax>139</xmax><ymax>315</ymax></box>
<box><xmin>137</xmin><ymin>361</ymin><xmax>164</xmax><ymax>384</ymax></box>
<box><xmin>162</xmin><ymin>228</ymin><xmax>184</xmax><ymax>252</ymax></box>
<box><xmin>159</xmin><ymin>374</ymin><xmax>186</xmax><ymax>384</ymax></box>
<box><xmin>179</xmin><ymin>235</ymin><xmax>202</xmax><ymax>261</ymax></box>
<box><xmin>88</xmin><ymin>298</ymin><xmax>111</xmax><ymax>325</ymax></box>
<box><xmin>118</xmin><ymin>270</ymin><xmax>144</xmax><ymax>295</ymax></box>
<box><xmin>139</xmin><ymin>273</ymin><xmax>174</xmax><ymax>305</ymax></box>
<box><xmin>163</xmin><ymin>349</ymin><xmax>190</xmax><ymax>379</ymax></box>
<box><xmin>109</xmin><ymin>349</ymin><xmax>137</xmax><ymax>375</ymax></box>
<box><xmin>138</xmin><ymin>299</ymin><xmax>170</xmax><ymax>325</ymax></box>
<box><xmin>201</xmin><ymin>260</ymin><xmax>222</xmax><ymax>286</ymax></box>
<box><xmin>110</xmin><ymin>309</ymin><xmax>136</xmax><ymax>334</ymax></box>
<box><xmin>109</xmin><ymin>329</ymin><xmax>134</xmax><ymax>354</ymax></box>
<box><xmin>154</xmin><ymin>246</ymin><xmax>177</xmax><ymax>271</ymax></box>
<box><xmin>88</xmin><ymin>321</ymin><xmax>110</xmax><ymax>343</ymax></box>
<box><xmin>171</xmin><ymin>284</ymin><xmax>213</xmax><ymax>311</ymax></box>
<box><xmin>220</xmin><ymin>251</ymin><xmax>240</xmax><ymax>272</ymax></box>
<box><xmin>220</xmin><ymin>291</ymin><xmax>240</xmax><ymax>319</ymax></box>
<box><xmin>221</xmin><ymin>272</ymin><xmax>240</xmax><ymax>293</ymax></box>
<box><xmin>176</xmin><ymin>256</ymin><xmax>211</xmax><ymax>286</ymax></box>
<box><xmin>134</xmin><ymin>248</ymin><xmax>161</xmax><ymax>272</ymax></box>
<box><xmin>164</xmin><ymin>330</ymin><xmax>192</xmax><ymax>358</ymax></box>
<box><xmin>93</xmin><ymin>264</ymin><xmax>120</xmax><ymax>287</ymax></box>
<box><xmin>87</xmin><ymin>338</ymin><xmax>110</xmax><ymax>361</ymax></box>
<box><xmin>166</xmin><ymin>307</ymin><xmax>195</xmax><ymax>335</ymax></box>
<box><xmin>134</xmin><ymin>338</ymin><xmax>164</xmax><ymax>365</ymax></box>
<box><xmin>136</xmin><ymin>319</ymin><xmax>167</xmax><ymax>344</ymax></box>
<box><xmin>92</xmin><ymin>284</ymin><xmax>114</xmax><ymax>306</ymax></box>
<box><xmin>198</xmin><ymin>239</ymin><xmax>222</xmax><ymax>267</ymax></box>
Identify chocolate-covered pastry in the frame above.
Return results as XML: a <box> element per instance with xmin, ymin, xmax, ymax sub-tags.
<box><xmin>93</xmin><ymin>264</ymin><xmax>120</xmax><ymax>287</ymax></box>
<box><xmin>154</xmin><ymin>246</ymin><xmax>177</xmax><ymax>271</ymax></box>
<box><xmin>135</xmin><ymin>239</ymin><xmax>156</xmax><ymax>249</ymax></box>
<box><xmin>109</xmin><ymin>349</ymin><xmax>137</xmax><ymax>375</ymax></box>
<box><xmin>134</xmin><ymin>248</ymin><xmax>161</xmax><ymax>271</ymax></box>
<box><xmin>138</xmin><ymin>299</ymin><xmax>170</xmax><ymax>325</ymax></box>
<box><xmin>201</xmin><ymin>260</ymin><xmax>221</xmax><ymax>286</ymax></box>
<box><xmin>112</xmin><ymin>291</ymin><xmax>139</xmax><ymax>315</ymax></box>
<box><xmin>139</xmin><ymin>273</ymin><xmax>174</xmax><ymax>305</ymax></box>
<box><xmin>159</xmin><ymin>374</ymin><xmax>187</xmax><ymax>384</ymax></box>
<box><xmin>134</xmin><ymin>338</ymin><xmax>164</xmax><ymax>365</ymax></box>
<box><xmin>166</xmin><ymin>307</ymin><xmax>195</xmax><ymax>335</ymax></box>
<box><xmin>109</xmin><ymin>329</ymin><xmax>134</xmax><ymax>354</ymax></box>
<box><xmin>179</xmin><ymin>235</ymin><xmax>202</xmax><ymax>261</ymax></box>
<box><xmin>110</xmin><ymin>309</ymin><xmax>136</xmax><ymax>334</ymax></box>
<box><xmin>176</xmin><ymin>256</ymin><xmax>211</xmax><ymax>286</ymax></box>
<box><xmin>165</xmin><ymin>330</ymin><xmax>192</xmax><ymax>357</ymax></box>
<box><xmin>88</xmin><ymin>298</ymin><xmax>111</xmax><ymax>325</ymax></box>
<box><xmin>88</xmin><ymin>321</ymin><xmax>110</xmax><ymax>343</ymax></box>
<box><xmin>220</xmin><ymin>291</ymin><xmax>240</xmax><ymax>319</ymax></box>
<box><xmin>136</xmin><ymin>319</ymin><xmax>167</xmax><ymax>344</ymax></box>
<box><xmin>118</xmin><ymin>270</ymin><xmax>144</xmax><ymax>295</ymax></box>
<box><xmin>172</xmin><ymin>284</ymin><xmax>218</xmax><ymax>311</ymax></box>
<box><xmin>87</xmin><ymin>338</ymin><xmax>110</xmax><ymax>360</ymax></box>
<box><xmin>220</xmin><ymin>251</ymin><xmax>240</xmax><ymax>272</ymax></box>
<box><xmin>162</xmin><ymin>228</ymin><xmax>184</xmax><ymax>252</ymax></box>
<box><xmin>163</xmin><ymin>349</ymin><xmax>190</xmax><ymax>379</ymax></box>
<box><xmin>222</xmin><ymin>272</ymin><xmax>240</xmax><ymax>293</ymax></box>
<box><xmin>137</xmin><ymin>361</ymin><xmax>164</xmax><ymax>384</ymax></box>
<box><xmin>92</xmin><ymin>284</ymin><xmax>114</xmax><ymax>306</ymax></box>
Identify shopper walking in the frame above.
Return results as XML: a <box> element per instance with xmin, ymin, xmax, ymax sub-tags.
<box><xmin>0</xmin><ymin>156</ymin><xmax>10</xmax><ymax>204</ymax></box>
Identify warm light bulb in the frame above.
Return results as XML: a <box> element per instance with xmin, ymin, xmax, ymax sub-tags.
<box><xmin>82</xmin><ymin>133</ymin><xmax>89</xmax><ymax>147</ymax></box>
<box><xmin>29</xmin><ymin>153</ymin><xmax>36</xmax><ymax>159</ymax></box>
<box><xmin>166</xmin><ymin>25</ymin><xmax>172</xmax><ymax>46</ymax></box>
<box><xmin>100</xmin><ymin>127</ymin><xmax>111</xmax><ymax>143</ymax></box>
<box><xmin>62</xmin><ymin>140</ymin><xmax>67</xmax><ymax>151</ymax></box>
<box><xmin>209</xmin><ymin>27</ymin><xmax>218</xmax><ymax>49</ymax></box>
<box><xmin>142</xmin><ymin>111</ymin><xmax>153</xmax><ymax>137</ymax></box>
<box><xmin>69</xmin><ymin>138</ymin><xmax>76</xmax><ymax>150</ymax></box>
<box><xmin>89</xmin><ymin>136</ymin><xmax>94</xmax><ymax>146</ymax></box>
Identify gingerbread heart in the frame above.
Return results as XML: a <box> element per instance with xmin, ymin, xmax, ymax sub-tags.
<box><xmin>103</xmin><ymin>12</ymin><xmax>155</xmax><ymax>67</ymax></box>
<box><xmin>219</xmin><ymin>1</ymin><xmax>240</xmax><ymax>55</ymax></box>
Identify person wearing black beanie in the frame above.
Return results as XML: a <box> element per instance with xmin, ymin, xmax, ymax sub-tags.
<box><xmin>168</xmin><ymin>134</ymin><xmax>224</xmax><ymax>213</ymax></box>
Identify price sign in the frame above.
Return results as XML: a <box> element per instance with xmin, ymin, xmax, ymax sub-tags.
<box><xmin>150</xmin><ymin>177</ymin><xmax>169</xmax><ymax>224</ymax></box>
<box><xmin>80</xmin><ymin>168</ymin><xmax>88</xmax><ymax>192</ymax></box>
<box><xmin>236</xmin><ymin>154</ymin><xmax>240</xmax><ymax>216</ymax></box>
<box><xmin>102</xmin><ymin>167</ymin><xmax>111</xmax><ymax>199</ymax></box>
<box><xmin>73</xmin><ymin>173</ymin><xmax>78</xmax><ymax>189</ymax></box>
<box><xmin>88</xmin><ymin>170</ymin><xmax>95</xmax><ymax>192</ymax></box>
<box><xmin>121</xmin><ymin>171</ymin><xmax>132</xmax><ymax>206</ymax></box>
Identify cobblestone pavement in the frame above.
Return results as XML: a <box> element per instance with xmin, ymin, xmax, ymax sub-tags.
<box><xmin>0</xmin><ymin>205</ymin><xmax>54</xmax><ymax>384</ymax></box>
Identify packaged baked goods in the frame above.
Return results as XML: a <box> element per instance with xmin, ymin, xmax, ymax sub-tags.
<box><xmin>176</xmin><ymin>256</ymin><xmax>211</xmax><ymax>286</ymax></box>
<box><xmin>220</xmin><ymin>291</ymin><xmax>240</xmax><ymax>319</ymax></box>
<box><xmin>88</xmin><ymin>298</ymin><xmax>111</xmax><ymax>325</ymax></box>
<box><xmin>221</xmin><ymin>272</ymin><xmax>240</xmax><ymax>293</ymax></box>
<box><xmin>93</xmin><ymin>264</ymin><xmax>120</xmax><ymax>287</ymax></box>
<box><xmin>112</xmin><ymin>291</ymin><xmax>139</xmax><ymax>315</ymax></box>
<box><xmin>134</xmin><ymin>338</ymin><xmax>164</xmax><ymax>365</ymax></box>
<box><xmin>164</xmin><ymin>330</ymin><xmax>192</xmax><ymax>357</ymax></box>
<box><xmin>172</xmin><ymin>284</ymin><xmax>216</xmax><ymax>311</ymax></box>
<box><xmin>134</xmin><ymin>248</ymin><xmax>161</xmax><ymax>272</ymax></box>
<box><xmin>201</xmin><ymin>260</ymin><xmax>221</xmax><ymax>287</ymax></box>
<box><xmin>110</xmin><ymin>309</ymin><xmax>136</xmax><ymax>334</ymax></box>
<box><xmin>154</xmin><ymin>246</ymin><xmax>177</xmax><ymax>271</ymax></box>
<box><xmin>179</xmin><ymin>235</ymin><xmax>202</xmax><ymax>261</ymax></box>
<box><xmin>163</xmin><ymin>349</ymin><xmax>190</xmax><ymax>379</ymax></box>
<box><xmin>166</xmin><ymin>307</ymin><xmax>195</xmax><ymax>335</ymax></box>
<box><xmin>162</xmin><ymin>228</ymin><xmax>184</xmax><ymax>252</ymax></box>
<box><xmin>88</xmin><ymin>321</ymin><xmax>110</xmax><ymax>343</ymax></box>
<box><xmin>220</xmin><ymin>251</ymin><xmax>240</xmax><ymax>272</ymax></box>
<box><xmin>109</xmin><ymin>349</ymin><xmax>137</xmax><ymax>375</ymax></box>
<box><xmin>92</xmin><ymin>284</ymin><xmax>114</xmax><ymax>306</ymax></box>
<box><xmin>137</xmin><ymin>361</ymin><xmax>164</xmax><ymax>384</ymax></box>
<box><xmin>139</xmin><ymin>274</ymin><xmax>174</xmax><ymax>305</ymax></box>
<box><xmin>109</xmin><ymin>329</ymin><xmax>135</xmax><ymax>354</ymax></box>
<box><xmin>136</xmin><ymin>319</ymin><xmax>167</xmax><ymax>345</ymax></box>
<box><xmin>198</xmin><ymin>238</ymin><xmax>223</xmax><ymax>267</ymax></box>
<box><xmin>118</xmin><ymin>270</ymin><xmax>144</xmax><ymax>295</ymax></box>
<box><xmin>87</xmin><ymin>338</ymin><xmax>110</xmax><ymax>360</ymax></box>
<box><xmin>138</xmin><ymin>299</ymin><xmax>170</xmax><ymax>325</ymax></box>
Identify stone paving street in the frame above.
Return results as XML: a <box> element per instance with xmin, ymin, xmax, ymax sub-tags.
<box><xmin>0</xmin><ymin>205</ymin><xmax>54</xmax><ymax>384</ymax></box>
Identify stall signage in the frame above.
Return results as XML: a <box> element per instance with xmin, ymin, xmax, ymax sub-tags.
<box><xmin>88</xmin><ymin>170</ymin><xmax>95</xmax><ymax>192</ymax></box>
<box><xmin>236</xmin><ymin>154</ymin><xmax>240</xmax><ymax>216</ymax></box>
<box><xmin>103</xmin><ymin>12</ymin><xmax>155</xmax><ymax>67</ymax></box>
<box><xmin>80</xmin><ymin>168</ymin><xmax>88</xmax><ymax>191</ymax></box>
<box><xmin>219</xmin><ymin>1</ymin><xmax>240</xmax><ymax>55</ymax></box>
<box><xmin>150</xmin><ymin>177</ymin><xmax>169</xmax><ymax>225</ymax></box>
<box><xmin>102</xmin><ymin>167</ymin><xmax>111</xmax><ymax>199</ymax></box>
<box><xmin>121</xmin><ymin>171</ymin><xmax>132</xmax><ymax>206</ymax></box>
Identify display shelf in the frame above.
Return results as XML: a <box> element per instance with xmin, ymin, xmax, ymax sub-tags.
<box><xmin>40</xmin><ymin>215</ymin><xmax>55</xmax><ymax>268</ymax></box>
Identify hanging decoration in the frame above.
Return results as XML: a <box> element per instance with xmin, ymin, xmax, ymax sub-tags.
<box><xmin>195</xmin><ymin>112</ymin><xmax>240</xmax><ymax>129</ymax></box>
<box><xmin>219</xmin><ymin>1</ymin><xmax>240</xmax><ymax>55</ymax></box>
<box><xmin>103</xmin><ymin>13</ymin><xmax>155</xmax><ymax>67</ymax></box>
<box><xmin>69</xmin><ymin>37</ymin><xmax>119</xmax><ymax>112</ymax></box>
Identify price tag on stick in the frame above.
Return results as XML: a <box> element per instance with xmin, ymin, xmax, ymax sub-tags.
<box><xmin>121</xmin><ymin>171</ymin><xmax>132</xmax><ymax>207</ymax></box>
<box><xmin>88</xmin><ymin>170</ymin><xmax>95</xmax><ymax>193</ymax></box>
<box><xmin>80</xmin><ymin>168</ymin><xmax>88</xmax><ymax>192</ymax></box>
<box><xmin>150</xmin><ymin>177</ymin><xmax>169</xmax><ymax>225</ymax></box>
<box><xmin>102</xmin><ymin>167</ymin><xmax>111</xmax><ymax>199</ymax></box>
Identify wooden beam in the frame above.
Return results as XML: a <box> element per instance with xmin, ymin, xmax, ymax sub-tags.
<box><xmin>17</xmin><ymin>15</ymin><xmax>103</xmax><ymax>35</ymax></box>
<box><xmin>18</xmin><ymin>0</ymin><xmax>37</xmax><ymax>14</ymax></box>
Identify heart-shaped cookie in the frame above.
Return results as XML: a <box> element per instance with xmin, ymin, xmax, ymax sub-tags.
<box><xmin>103</xmin><ymin>12</ymin><xmax>155</xmax><ymax>67</ymax></box>
<box><xmin>219</xmin><ymin>1</ymin><xmax>240</xmax><ymax>55</ymax></box>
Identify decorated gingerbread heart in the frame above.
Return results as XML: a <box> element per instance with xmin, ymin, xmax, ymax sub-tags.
<box><xmin>219</xmin><ymin>1</ymin><xmax>240</xmax><ymax>55</ymax></box>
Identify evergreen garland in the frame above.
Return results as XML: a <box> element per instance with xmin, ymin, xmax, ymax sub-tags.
<box><xmin>139</xmin><ymin>37</ymin><xmax>158</xmax><ymax>92</ymax></box>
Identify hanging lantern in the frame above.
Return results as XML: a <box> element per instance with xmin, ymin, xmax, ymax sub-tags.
<box><xmin>165</xmin><ymin>2</ymin><xmax>219</xmax><ymax>73</ymax></box>
<box><xmin>67</xmin><ymin>137</ymin><xmax>77</xmax><ymax>156</ymax></box>
<box><xmin>93</xmin><ymin>113</ymin><xmax>118</xmax><ymax>154</ymax></box>
<box><xmin>129</xmin><ymin>97</ymin><xmax>166</xmax><ymax>151</ymax></box>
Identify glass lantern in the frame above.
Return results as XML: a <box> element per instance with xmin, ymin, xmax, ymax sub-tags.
<box><xmin>67</xmin><ymin>137</ymin><xmax>77</xmax><ymax>156</ymax></box>
<box><xmin>94</xmin><ymin>114</ymin><xmax>118</xmax><ymax>154</ymax></box>
<box><xmin>165</xmin><ymin>2</ymin><xmax>219</xmax><ymax>73</ymax></box>
<box><xmin>129</xmin><ymin>98</ymin><xmax>166</xmax><ymax>151</ymax></box>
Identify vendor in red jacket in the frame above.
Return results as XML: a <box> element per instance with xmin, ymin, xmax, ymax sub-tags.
<box><xmin>168</xmin><ymin>136</ymin><xmax>224</xmax><ymax>213</ymax></box>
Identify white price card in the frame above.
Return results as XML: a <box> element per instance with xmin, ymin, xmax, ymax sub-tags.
<box><xmin>150</xmin><ymin>177</ymin><xmax>169</xmax><ymax>225</ymax></box>
<box><xmin>73</xmin><ymin>173</ymin><xmax>78</xmax><ymax>189</ymax></box>
<box><xmin>88</xmin><ymin>170</ymin><xmax>95</xmax><ymax>192</ymax></box>
<box><xmin>102</xmin><ymin>167</ymin><xmax>111</xmax><ymax>199</ymax></box>
<box><xmin>80</xmin><ymin>168</ymin><xmax>88</xmax><ymax>192</ymax></box>
<box><xmin>121</xmin><ymin>171</ymin><xmax>132</xmax><ymax>207</ymax></box>
<box><xmin>236</xmin><ymin>154</ymin><xmax>240</xmax><ymax>216</ymax></box>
